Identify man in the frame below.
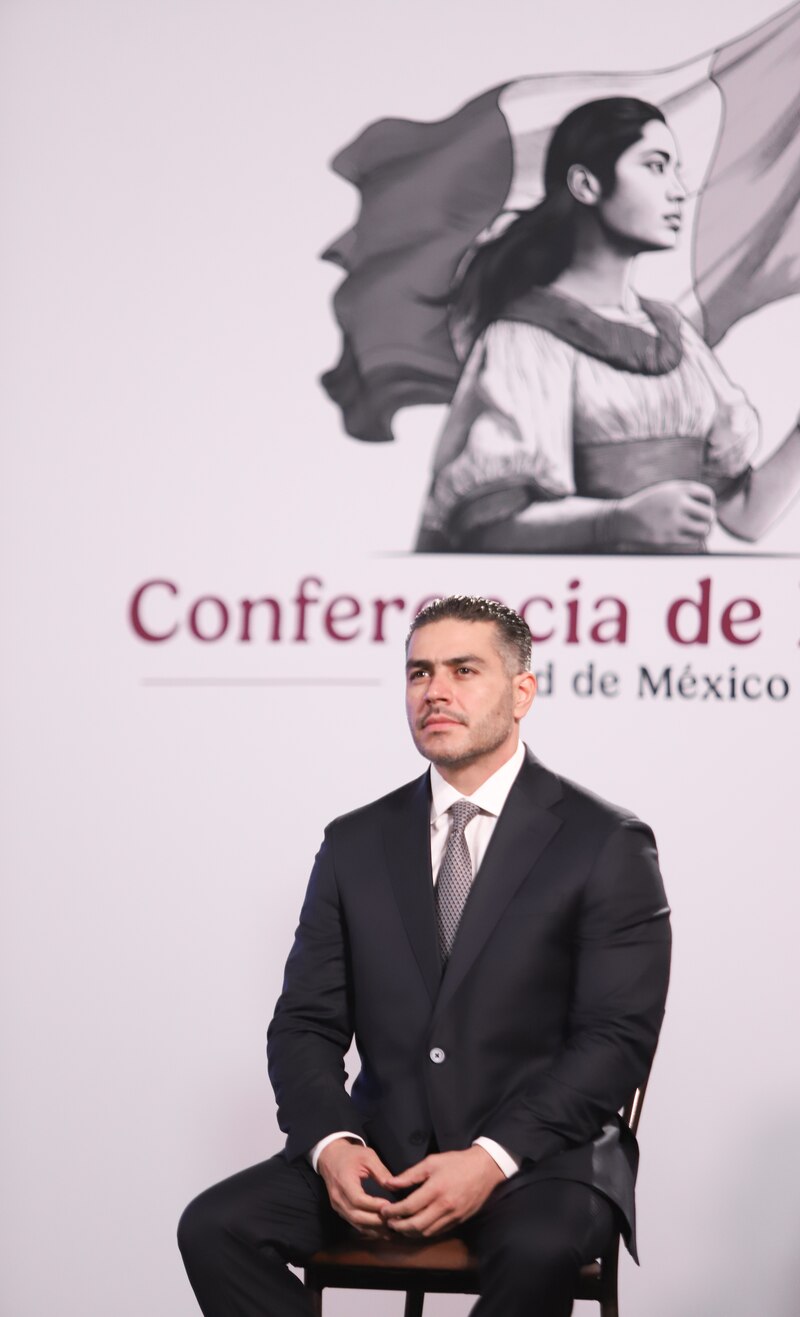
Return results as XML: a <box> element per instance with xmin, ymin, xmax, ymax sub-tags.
<box><xmin>179</xmin><ymin>595</ymin><xmax>671</xmax><ymax>1317</ymax></box>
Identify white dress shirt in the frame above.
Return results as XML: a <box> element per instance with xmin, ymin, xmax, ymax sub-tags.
<box><xmin>311</xmin><ymin>741</ymin><xmax>526</xmax><ymax>1177</ymax></box>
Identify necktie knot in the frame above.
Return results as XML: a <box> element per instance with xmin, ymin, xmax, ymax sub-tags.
<box><xmin>449</xmin><ymin>799</ymin><xmax>481</xmax><ymax>833</ymax></box>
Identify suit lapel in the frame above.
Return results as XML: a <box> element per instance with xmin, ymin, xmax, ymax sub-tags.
<box><xmin>382</xmin><ymin>773</ymin><xmax>442</xmax><ymax>1005</ymax></box>
<box><xmin>433</xmin><ymin>752</ymin><xmax>564</xmax><ymax>1018</ymax></box>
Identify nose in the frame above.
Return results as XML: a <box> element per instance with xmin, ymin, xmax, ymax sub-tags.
<box><xmin>425</xmin><ymin>672</ymin><xmax>451</xmax><ymax>704</ymax></box>
<box><xmin>668</xmin><ymin>167</ymin><xmax>686</xmax><ymax>203</ymax></box>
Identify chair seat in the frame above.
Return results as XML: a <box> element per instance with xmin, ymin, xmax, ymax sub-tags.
<box><xmin>305</xmin><ymin>1081</ymin><xmax>649</xmax><ymax>1315</ymax></box>
<box><xmin>310</xmin><ymin>1236</ymin><xmax>476</xmax><ymax>1272</ymax></box>
<box><xmin>306</xmin><ymin>1235</ymin><xmax>603</xmax><ymax>1291</ymax></box>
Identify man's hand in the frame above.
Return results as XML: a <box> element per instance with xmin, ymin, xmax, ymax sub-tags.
<box><xmin>379</xmin><ymin>1147</ymin><xmax>505</xmax><ymax>1239</ymax></box>
<box><xmin>317</xmin><ymin>1139</ymin><xmax>394</xmax><ymax>1239</ymax></box>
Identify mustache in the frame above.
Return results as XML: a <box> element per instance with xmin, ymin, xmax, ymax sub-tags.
<box><xmin>420</xmin><ymin>709</ymin><xmax>468</xmax><ymax>728</ymax></box>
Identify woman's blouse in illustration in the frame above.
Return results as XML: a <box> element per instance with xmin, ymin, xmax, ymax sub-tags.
<box><xmin>416</xmin><ymin>288</ymin><xmax>759</xmax><ymax>551</ymax></box>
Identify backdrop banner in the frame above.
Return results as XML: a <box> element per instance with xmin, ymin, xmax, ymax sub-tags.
<box><xmin>2</xmin><ymin>3</ymin><xmax>798</xmax><ymax>1316</ymax></box>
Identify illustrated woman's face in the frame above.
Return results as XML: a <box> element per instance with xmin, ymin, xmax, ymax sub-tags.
<box><xmin>598</xmin><ymin>119</ymin><xmax>685</xmax><ymax>252</ymax></box>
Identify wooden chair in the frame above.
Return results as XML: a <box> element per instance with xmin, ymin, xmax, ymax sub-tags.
<box><xmin>304</xmin><ymin>1082</ymin><xmax>647</xmax><ymax>1317</ymax></box>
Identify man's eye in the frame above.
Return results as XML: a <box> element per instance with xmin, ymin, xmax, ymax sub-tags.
<box><xmin>457</xmin><ymin>667</ymin><xmax>474</xmax><ymax>675</ymax></box>
<box><xmin>409</xmin><ymin>669</ymin><xmax>427</xmax><ymax>681</ymax></box>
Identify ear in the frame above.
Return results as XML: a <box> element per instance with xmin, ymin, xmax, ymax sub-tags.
<box><xmin>513</xmin><ymin>671</ymin><xmax>537</xmax><ymax>722</ymax></box>
<box><xmin>566</xmin><ymin>163</ymin><xmax>602</xmax><ymax>207</ymax></box>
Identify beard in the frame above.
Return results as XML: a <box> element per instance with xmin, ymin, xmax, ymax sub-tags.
<box><xmin>412</xmin><ymin>696</ymin><xmax>516</xmax><ymax>769</ymax></box>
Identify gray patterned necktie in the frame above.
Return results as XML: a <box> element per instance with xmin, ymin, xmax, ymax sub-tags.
<box><xmin>435</xmin><ymin>800</ymin><xmax>481</xmax><ymax>962</ymax></box>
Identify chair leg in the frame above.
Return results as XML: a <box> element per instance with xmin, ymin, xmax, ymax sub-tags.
<box><xmin>306</xmin><ymin>1283</ymin><xmax>323</xmax><ymax>1317</ymax></box>
<box><xmin>599</xmin><ymin>1235</ymin><xmax>621</xmax><ymax>1317</ymax></box>
<box><xmin>403</xmin><ymin>1289</ymin><xmax>425</xmax><ymax>1317</ymax></box>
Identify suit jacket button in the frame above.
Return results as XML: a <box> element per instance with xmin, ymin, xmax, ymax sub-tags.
<box><xmin>429</xmin><ymin>1047</ymin><xmax>446</xmax><ymax>1064</ymax></box>
<box><xmin>409</xmin><ymin>1130</ymin><xmax>427</xmax><ymax>1146</ymax></box>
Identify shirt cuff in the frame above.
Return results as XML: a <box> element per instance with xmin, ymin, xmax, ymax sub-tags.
<box><xmin>473</xmin><ymin>1137</ymin><xmax>521</xmax><ymax>1179</ymax></box>
<box><xmin>309</xmin><ymin>1131</ymin><xmax>365</xmax><ymax>1174</ymax></box>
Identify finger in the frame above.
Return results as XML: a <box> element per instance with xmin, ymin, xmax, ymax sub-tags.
<box><xmin>340</xmin><ymin>1181</ymin><xmax>396</xmax><ymax>1213</ymax></box>
<box><xmin>388</xmin><ymin>1204</ymin><xmax>453</xmax><ymax>1236</ymax></box>
<box><xmin>684</xmin><ymin>494</ymin><xmax>717</xmax><ymax>518</ymax></box>
<box><xmin>340</xmin><ymin>1172</ymin><xmax>392</xmax><ymax>1203</ymax></box>
<box><xmin>684</xmin><ymin>483</ymin><xmax>716</xmax><ymax>505</ymax></box>
<box><xmin>420</xmin><ymin>1209</ymin><xmax>459</xmax><ymax>1238</ymax></box>
<box><xmin>681</xmin><ymin>507</ymin><xmax>716</xmax><ymax>534</ymax></box>
<box><xmin>338</xmin><ymin>1205</ymin><xmax>392</xmax><ymax>1230</ymax></box>
<box><xmin>358</xmin><ymin>1225</ymin><xmax>394</xmax><ymax>1241</ymax></box>
<box><xmin>380</xmin><ymin>1184</ymin><xmax>436</xmax><ymax>1221</ymax></box>
<box><xmin>673</xmin><ymin>527</ymin><xmax>707</xmax><ymax>546</ymax></box>
<box><xmin>363</xmin><ymin>1151</ymin><xmax>393</xmax><ymax>1185</ymax></box>
<box><xmin>382</xmin><ymin>1161</ymin><xmax>431</xmax><ymax>1190</ymax></box>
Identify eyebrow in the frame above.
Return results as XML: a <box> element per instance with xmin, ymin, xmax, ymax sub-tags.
<box><xmin>405</xmin><ymin>654</ymin><xmax>486</xmax><ymax>671</ymax></box>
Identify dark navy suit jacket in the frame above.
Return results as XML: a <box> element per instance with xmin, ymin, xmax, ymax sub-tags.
<box><xmin>267</xmin><ymin>751</ymin><xmax>671</xmax><ymax>1257</ymax></box>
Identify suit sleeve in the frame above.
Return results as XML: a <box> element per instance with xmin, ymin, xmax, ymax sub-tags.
<box><xmin>267</xmin><ymin>829</ymin><xmax>365</xmax><ymax>1162</ymax></box>
<box><xmin>482</xmin><ymin>816</ymin><xmax>671</xmax><ymax>1163</ymax></box>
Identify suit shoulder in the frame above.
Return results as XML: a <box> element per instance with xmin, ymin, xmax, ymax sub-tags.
<box><xmin>325</xmin><ymin>773</ymin><xmax>428</xmax><ymax>837</ymax></box>
<box><xmin>551</xmin><ymin>769</ymin><xmax>654</xmax><ymax>842</ymax></box>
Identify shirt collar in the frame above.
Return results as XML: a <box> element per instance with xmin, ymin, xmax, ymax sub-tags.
<box><xmin>429</xmin><ymin>740</ymin><xmax>526</xmax><ymax>823</ymax></box>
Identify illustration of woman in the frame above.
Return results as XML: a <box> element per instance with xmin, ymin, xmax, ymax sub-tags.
<box><xmin>415</xmin><ymin>97</ymin><xmax>800</xmax><ymax>553</ymax></box>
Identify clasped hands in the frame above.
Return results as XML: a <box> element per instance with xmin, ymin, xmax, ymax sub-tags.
<box><xmin>317</xmin><ymin>1138</ymin><xmax>504</xmax><ymax>1240</ymax></box>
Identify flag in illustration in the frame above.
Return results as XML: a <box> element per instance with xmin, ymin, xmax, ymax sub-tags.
<box><xmin>321</xmin><ymin>2</ymin><xmax>800</xmax><ymax>442</ymax></box>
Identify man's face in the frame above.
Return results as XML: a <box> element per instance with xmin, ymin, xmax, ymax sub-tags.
<box><xmin>405</xmin><ymin>618</ymin><xmax>531</xmax><ymax>772</ymax></box>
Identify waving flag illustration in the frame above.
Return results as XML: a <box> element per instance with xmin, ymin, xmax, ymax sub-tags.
<box><xmin>322</xmin><ymin>2</ymin><xmax>800</xmax><ymax>442</ymax></box>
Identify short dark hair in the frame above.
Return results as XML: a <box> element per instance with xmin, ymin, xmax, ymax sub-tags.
<box><xmin>406</xmin><ymin>596</ymin><xmax>532</xmax><ymax>672</ymax></box>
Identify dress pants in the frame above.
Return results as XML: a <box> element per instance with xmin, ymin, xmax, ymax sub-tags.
<box><xmin>178</xmin><ymin>1152</ymin><xmax>617</xmax><ymax>1317</ymax></box>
